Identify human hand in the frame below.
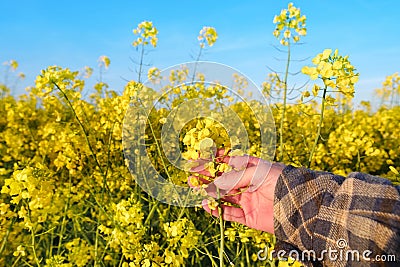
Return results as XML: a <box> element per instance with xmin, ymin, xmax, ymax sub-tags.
<box><xmin>189</xmin><ymin>150</ymin><xmax>285</xmax><ymax>234</ymax></box>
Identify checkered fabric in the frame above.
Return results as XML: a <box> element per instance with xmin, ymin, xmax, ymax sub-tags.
<box><xmin>274</xmin><ymin>166</ymin><xmax>400</xmax><ymax>266</ymax></box>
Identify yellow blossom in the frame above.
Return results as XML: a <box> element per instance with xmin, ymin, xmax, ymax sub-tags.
<box><xmin>272</xmin><ymin>3</ymin><xmax>307</xmax><ymax>45</ymax></box>
<box><xmin>198</xmin><ymin>26</ymin><xmax>218</xmax><ymax>48</ymax></box>
<box><xmin>132</xmin><ymin>21</ymin><xmax>158</xmax><ymax>47</ymax></box>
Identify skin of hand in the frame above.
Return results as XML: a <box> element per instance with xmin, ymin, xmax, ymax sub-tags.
<box><xmin>189</xmin><ymin>150</ymin><xmax>285</xmax><ymax>234</ymax></box>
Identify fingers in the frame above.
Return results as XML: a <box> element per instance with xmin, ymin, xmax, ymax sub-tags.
<box><xmin>189</xmin><ymin>148</ymin><xmax>273</xmax><ymax>197</ymax></box>
<box><xmin>190</xmin><ymin>156</ymin><xmax>272</xmax><ymax>196</ymax></box>
<box><xmin>219</xmin><ymin>155</ymin><xmax>251</xmax><ymax>170</ymax></box>
<box><xmin>215</xmin><ymin>148</ymin><xmax>227</xmax><ymax>157</ymax></box>
<box><xmin>221</xmin><ymin>193</ymin><xmax>241</xmax><ymax>205</ymax></box>
<box><xmin>188</xmin><ymin>176</ymin><xmax>229</xmax><ymax>199</ymax></box>
<box><xmin>214</xmin><ymin>161</ymin><xmax>271</xmax><ymax>192</ymax></box>
<box><xmin>189</xmin><ymin>159</ymin><xmax>212</xmax><ymax>175</ymax></box>
<box><xmin>188</xmin><ymin>148</ymin><xmax>225</xmax><ymax>172</ymax></box>
<box><xmin>202</xmin><ymin>199</ymin><xmax>246</xmax><ymax>225</ymax></box>
<box><xmin>213</xmin><ymin>169</ymin><xmax>250</xmax><ymax>192</ymax></box>
<box><xmin>189</xmin><ymin>153</ymin><xmax>261</xmax><ymax>177</ymax></box>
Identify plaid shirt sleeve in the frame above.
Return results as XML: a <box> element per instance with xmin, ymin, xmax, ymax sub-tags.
<box><xmin>273</xmin><ymin>165</ymin><xmax>400</xmax><ymax>266</ymax></box>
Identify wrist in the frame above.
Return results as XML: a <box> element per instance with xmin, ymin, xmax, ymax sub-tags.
<box><xmin>270</xmin><ymin>162</ymin><xmax>285</xmax><ymax>182</ymax></box>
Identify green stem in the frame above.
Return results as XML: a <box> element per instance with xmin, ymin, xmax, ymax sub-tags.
<box><xmin>191</xmin><ymin>46</ymin><xmax>203</xmax><ymax>83</ymax></box>
<box><xmin>0</xmin><ymin>215</ymin><xmax>17</xmax><ymax>257</ymax></box>
<box><xmin>11</xmin><ymin>255</ymin><xmax>22</xmax><ymax>267</ymax></box>
<box><xmin>99</xmin><ymin>65</ymin><xmax>103</xmax><ymax>84</ymax></box>
<box><xmin>52</xmin><ymin>82</ymin><xmax>109</xmax><ymax>266</ymax></box>
<box><xmin>245</xmin><ymin>244</ymin><xmax>250</xmax><ymax>266</ymax></box>
<box><xmin>202</xmin><ymin>246</ymin><xmax>218</xmax><ymax>267</ymax></box>
<box><xmin>308</xmin><ymin>86</ymin><xmax>327</xmax><ymax>168</ymax></box>
<box><xmin>31</xmin><ymin>229</ymin><xmax>41</xmax><ymax>266</ymax></box>
<box><xmin>279</xmin><ymin>42</ymin><xmax>291</xmax><ymax>162</ymax></box>
<box><xmin>138</xmin><ymin>99</ymin><xmax>186</xmax><ymax>208</ymax></box>
<box><xmin>390</xmin><ymin>81</ymin><xmax>395</xmax><ymax>108</ymax></box>
<box><xmin>56</xmin><ymin>174</ymin><xmax>72</xmax><ymax>255</ymax></box>
<box><xmin>217</xmin><ymin>188</ymin><xmax>224</xmax><ymax>267</ymax></box>
<box><xmin>52</xmin><ymin>82</ymin><xmax>107</xmax><ymax>182</ymax></box>
<box><xmin>138</xmin><ymin>43</ymin><xmax>145</xmax><ymax>83</ymax></box>
<box><xmin>219</xmin><ymin>208</ymin><xmax>224</xmax><ymax>267</ymax></box>
<box><xmin>144</xmin><ymin>201</ymin><xmax>158</xmax><ymax>226</ymax></box>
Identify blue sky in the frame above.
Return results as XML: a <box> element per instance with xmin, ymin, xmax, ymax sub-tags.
<box><xmin>1</xmin><ymin>0</ymin><xmax>399</xmax><ymax>105</ymax></box>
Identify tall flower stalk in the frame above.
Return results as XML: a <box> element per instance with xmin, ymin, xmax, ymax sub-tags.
<box><xmin>272</xmin><ymin>2</ymin><xmax>306</xmax><ymax>161</ymax></box>
<box><xmin>302</xmin><ymin>48</ymin><xmax>359</xmax><ymax>167</ymax></box>
<box><xmin>192</xmin><ymin>26</ymin><xmax>217</xmax><ymax>82</ymax></box>
<box><xmin>132</xmin><ymin>21</ymin><xmax>158</xmax><ymax>83</ymax></box>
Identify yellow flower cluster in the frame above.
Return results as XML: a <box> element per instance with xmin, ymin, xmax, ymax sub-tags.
<box><xmin>3</xmin><ymin>59</ymin><xmax>19</xmax><ymax>71</ymax></box>
<box><xmin>262</xmin><ymin>72</ymin><xmax>285</xmax><ymax>98</ymax></box>
<box><xmin>98</xmin><ymin>196</ymin><xmax>145</xmax><ymax>261</ymax></box>
<box><xmin>197</xmin><ymin>26</ymin><xmax>218</xmax><ymax>48</ymax></box>
<box><xmin>64</xmin><ymin>238</ymin><xmax>93</xmax><ymax>266</ymax></box>
<box><xmin>225</xmin><ymin>223</ymin><xmax>273</xmax><ymax>245</ymax></box>
<box><xmin>180</xmin><ymin>105</ymin><xmax>265</xmax><ymax>211</ymax></box>
<box><xmin>182</xmin><ymin>117</ymin><xmax>230</xmax><ymax>160</ymax></box>
<box><xmin>34</xmin><ymin>66</ymin><xmax>85</xmax><ymax>99</ymax></box>
<box><xmin>147</xmin><ymin>66</ymin><xmax>161</xmax><ymax>83</ymax></box>
<box><xmin>273</xmin><ymin>2</ymin><xmax>306</xmax><ymax>45</ymax></box>
<box><xmin>1</xmin><ymin>166</ymin><xmax>55</xmax><ymax>229</ymax></box>
<box><xmin>375</xmin><ymin>72</ymin><xmax>400</xmax><ymax>107</ymax></box>
<box><xmin>132</xmin><ymin>21</ymin><xmax>158</xmax><ymax>47</ymax></box>
<box><xmin>163</xmin><ymin>218</ymin><xmax>201</xmax><ymax>266</ymax></box>
<box><xmin>181</xmin><ymin>117</ymin><xmax>236</xmax><ymax>210</ymax></box>
<box><xmin>267</xmin><ymin>101</ymin><xmax>400</xmax><ymax>178</ymax></box>
<box><xmin>98</xmin><ymin>55</ymin><xmax>111</xmax><ymax>69</ymax></box>
<box><xmin>302</xmin><ymin>49</ymin><xmax>359</xmax><ymax>98</ymax></box>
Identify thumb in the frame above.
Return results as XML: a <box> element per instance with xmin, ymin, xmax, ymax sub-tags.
<box><xmin>214</xmin><ymin>161</ymin><xmax>272</xmax><ymax>192</ymax></box>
